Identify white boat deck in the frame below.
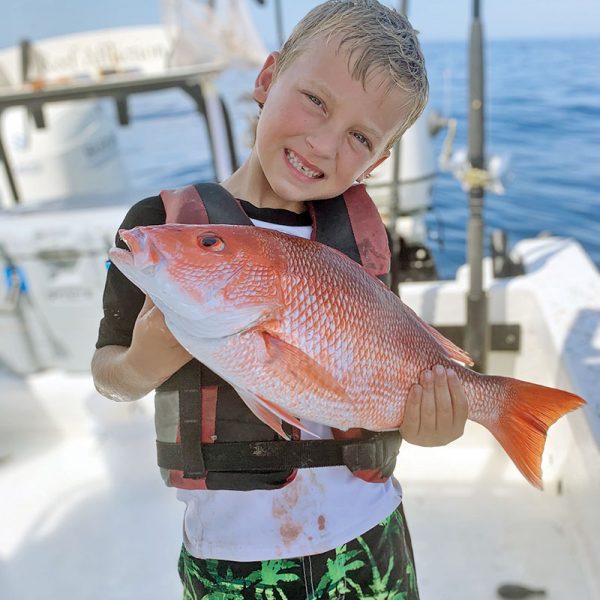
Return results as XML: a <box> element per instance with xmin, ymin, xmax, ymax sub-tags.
<box><xmin>0</xmin><ymin>380</ymin><xmax>596</xmax><ymax>600</ymax></box>
<box><xmin>0</xmin><ymin>388</ymin><xmax>184</xmax><ymax>600</ymax></box>
<box><xmin>399</xmin><ymin>424</ymin><xmax>597</xmax><ymax>600</ymax></box>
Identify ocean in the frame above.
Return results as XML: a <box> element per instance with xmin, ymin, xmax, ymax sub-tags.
<box><xmin>422</xmin><ymin>37</ymin><xmax>600</xmax><ymax>278</ymax></box>
<box><xmin>1</xmin><ymin>5</ymin><xmax>598</xmax><ymax>279</ymax></box>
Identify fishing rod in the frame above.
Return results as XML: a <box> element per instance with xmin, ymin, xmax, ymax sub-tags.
<box><xmin>464</xmin><ymin>0</ymin><xmax>489</xmax><ymax>372</ymax></box>
<box><xmin>388</xmin><ymin>0</ymin><xmax>409</xmax><ymax>293</ymax></box>
<box><xmin>274</xmin><ymin>0</ymin><xmax>285</xmax><ymax>48</ymax></box>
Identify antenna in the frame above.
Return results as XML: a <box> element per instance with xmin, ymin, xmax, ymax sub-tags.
<box><xmin>274</xmin><ymin>0</ymin><xmax>285</xmax><ymax>48</ymax></box>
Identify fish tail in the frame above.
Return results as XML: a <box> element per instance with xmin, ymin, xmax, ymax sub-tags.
<box><xmin>482</xmin><ymin>377</ymin><xmax>585</xmax><ymax>489</ymax></box>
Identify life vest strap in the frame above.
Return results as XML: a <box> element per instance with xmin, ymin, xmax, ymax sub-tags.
<box><xmin>156</xmin><ymin>431</ymin><xmax>401</xmax><ymax>473</ymax></box>
<box><xmin>178</xmin><ymin>367</ymin><xmax>206</xmax><ymax>479</ymax></box>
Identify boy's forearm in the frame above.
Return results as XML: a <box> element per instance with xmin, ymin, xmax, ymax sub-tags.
<box><xmin>91</xmin><ymin>345</ymin><xmax>160</xmax><ymax>402</ymax></box>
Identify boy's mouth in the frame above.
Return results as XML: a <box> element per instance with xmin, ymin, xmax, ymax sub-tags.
<box><xmin>285</xmin><ymin>149</ymin><xmax>324</xmax><ymax>179</ymax></box>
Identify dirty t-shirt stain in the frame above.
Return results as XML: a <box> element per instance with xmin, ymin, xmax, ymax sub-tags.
<box><xmin>272</xmin><ymin>476</ymin><xmax>303</xmax><ymax>545</ymax></box>
<box><xmin>280</xmin><ymin>521</ymin><xmax>303</xmax><ymax>544</ymax></box>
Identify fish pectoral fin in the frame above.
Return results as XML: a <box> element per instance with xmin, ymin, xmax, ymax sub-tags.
<box><xmin>256</xmin><ymin>395</ymin><xmax>321</xmax><ymax>439</ymax></box>
<box><xmin>258</xmin><ymin>330</ymin><xmax>352</xmax><ymax>407</ymax></box>
<box><xmin>232</xmin><ymin>386</ymin><xmax>320</xmax><ymax>440</ymax></box>
<box><xmin>233</xmin><ymin>386</ymin><xmax>289</xmax><ymax>439</ymax></box>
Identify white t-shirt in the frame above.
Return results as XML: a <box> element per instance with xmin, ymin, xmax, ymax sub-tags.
<box><xmin>177</xmin><ymin>214</ymin><xmax>403</xmax><ymax>561</ymax></box>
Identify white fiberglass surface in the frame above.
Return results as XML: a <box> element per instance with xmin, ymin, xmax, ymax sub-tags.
<box><xmin>398</xmin><ymin>422</ymin><xmax>596</xmax><ymax>600</ymax></box>
<box><xmin>0</xmin><ymin>377</ymin><xmax>595</xmax><ymax>600</ymax></box>
<box><xmin>0</xmin><ymin>383</ymin><xmax>184</xmax><ymax>600</ymax></box>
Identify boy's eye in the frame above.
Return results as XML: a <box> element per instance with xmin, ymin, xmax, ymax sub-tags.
<box><xmin>352</xmin><ymin>132</ymin><xmax>371</xmax><ymax>148</ymax></box>
<box><xmin>305</xmin><ymin>93</ymin><xmax>323</xmax><ymax>107</ymax></box>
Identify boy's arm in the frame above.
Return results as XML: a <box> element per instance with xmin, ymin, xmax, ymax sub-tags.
<box><xmin>92</xmin><ymin>196</ymin><xmax>191</xmax><ymax>401</ymax></box>
<box><xmin>92</xmin><ymin>296</ymin><xmax>192</xmax><ymax>401</ymax></box>
<box><xmin>91</xmin><ymin>345</ymin><xmax>151</xmax><ymax>402</ymax></box>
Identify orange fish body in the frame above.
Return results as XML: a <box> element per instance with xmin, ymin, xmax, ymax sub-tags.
<box><xmin>110</xmin><ymin>224</ymin><xmax>585</xmax><ymax>488</ymax></box>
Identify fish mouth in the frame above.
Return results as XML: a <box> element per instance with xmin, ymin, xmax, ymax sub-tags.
<box><xmin>108</xmin><ymin>246</ymin><xmax>135</xmax><ymax>269</ymax></box>
<box><xmin>111</xmin><ymin>228</ymin><xmax>159</xmax><ymax>277</ymax></box>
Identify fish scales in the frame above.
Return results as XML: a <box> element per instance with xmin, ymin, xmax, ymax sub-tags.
<box><xmin>278</xmin><ymin>240</ymin><xmax>426</xmax><ymax>428</ymax></box>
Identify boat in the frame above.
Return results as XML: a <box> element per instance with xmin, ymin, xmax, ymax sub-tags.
<box><xmin>0</xmin><ymin>1</ymin><xmax>598</xmax><ymax>599</ymax></box>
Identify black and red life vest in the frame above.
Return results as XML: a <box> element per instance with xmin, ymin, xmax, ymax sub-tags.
<box><xmin>153</xmin><ymin>182</ymin><xmax>401</xmax><ymax>491</ymax></box>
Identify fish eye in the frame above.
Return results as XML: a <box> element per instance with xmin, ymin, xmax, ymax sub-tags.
<box><xmin>198</xmin><ymin>234</ymin><xmax>225</xmax><ymax>251</ymax></box>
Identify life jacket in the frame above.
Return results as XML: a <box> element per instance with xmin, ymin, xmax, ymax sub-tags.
<box><xmin>154</xmin><ymin>182</ymin><xmax>402</xmax><ymax>490</ymax></box>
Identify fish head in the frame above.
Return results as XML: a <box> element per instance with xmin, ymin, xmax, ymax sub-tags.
<box><xmin>109</xmin><ymin>224</ymin><xmax>287</xmax><ymax>336</ymax></box>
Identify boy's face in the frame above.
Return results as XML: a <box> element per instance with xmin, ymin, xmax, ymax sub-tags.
<box><xmin>252</xmin><ymin>37</ymin><xmax>411</xmax><ymax>204</ymax></box>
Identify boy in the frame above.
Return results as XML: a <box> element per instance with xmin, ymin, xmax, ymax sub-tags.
<box><xmin>92</xmin><ymin>1</ymin><xmax>468</xmax><ymax>597</ymax></box>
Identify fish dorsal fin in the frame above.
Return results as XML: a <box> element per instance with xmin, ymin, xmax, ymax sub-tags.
<box><xmin>405</xmin><ymin>304</ymin><xmax>474</xmax><ymax>366</ymax></box>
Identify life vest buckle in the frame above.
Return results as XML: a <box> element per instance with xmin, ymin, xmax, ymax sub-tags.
<box><xmin>342</xmin><ymin>432</ymin><xmax>401</xmax><ymax>472</ymax></box>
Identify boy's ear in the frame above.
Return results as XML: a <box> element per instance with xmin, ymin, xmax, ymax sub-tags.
<box><xmin>361</xmin><ymin>151</ymin><xmax>391</xmax><ymax>181</ymax></box>
<box><xmin>253</xmin><ymin>51</ymin><xmax>280</xmax><ymax>104</ymax></box>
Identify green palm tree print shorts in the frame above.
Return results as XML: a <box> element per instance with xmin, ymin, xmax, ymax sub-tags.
<box><xmin>178</xmin><ymin>504</ymin><xmax>419</xmax><ymax>599</ymax></box>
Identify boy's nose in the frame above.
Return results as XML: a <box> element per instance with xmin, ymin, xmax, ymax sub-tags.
<box><xmin>305</xmin><ymin>128</ymin><xmax>341</xmax><ymax>159</ymax></box>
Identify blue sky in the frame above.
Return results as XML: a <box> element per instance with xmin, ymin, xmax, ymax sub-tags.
<box><xmin>405</xmin><ymin>0</ymin><xmax>600</xmax><ymax>41</ymax></box>
<box><xmin>272</xmin><ymin>1</ymin><xmax>600</xmax><ymax>43</ymax></box>
<box><xmin>1</xmin><ymin>0</ymin><xmax>600</xmax><ymax>50</ymax></box>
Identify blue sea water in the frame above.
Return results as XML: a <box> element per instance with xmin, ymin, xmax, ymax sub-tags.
<box><xmin>422</xmin><ymin>37</ymin><xmax>600</xmax><ymax>278</ymax></box>
<box><xmin>111</xmin><ymin>36</ymin><xmax>599</xmax><ymax>279</ymax></box>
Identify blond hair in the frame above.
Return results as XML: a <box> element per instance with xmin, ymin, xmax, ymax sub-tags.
<box><xmin>274</xmin><ymin>0</ymin><xmax>429</xmax><ymax>147</ymax></box>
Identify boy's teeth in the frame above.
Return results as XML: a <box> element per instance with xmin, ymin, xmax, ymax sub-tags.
<box><xmin>286</xmin><ymin>150</ymin><xmax>323</xmax><ymax>178</ymax></box>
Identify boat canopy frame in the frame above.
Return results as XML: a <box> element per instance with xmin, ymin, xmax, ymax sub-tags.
<box><xmin>0</xmin><ymin>63</ymin><xmax>239</xmax><ymax>203</ymax></box>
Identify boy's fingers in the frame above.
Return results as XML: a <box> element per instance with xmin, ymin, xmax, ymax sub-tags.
<box><xmin>447</xmin><ymin>368</ymin><xmax>468</xmax><ymax>428</ymax></box>
<box><xmin>400</xmin><ymin>384</ymin><xmax>422</xmax><ymax>436</ymax></box>
<box><xmin>432</xmin><ymin>365</ymin><xmax>453</xmax><ymax>431</ymax></box>
<box><xmin>418</xmin><ymin>370</ymin><xmax>436</xmax><ymax>434</ymax></box>
<box><xmin>136</xmin><ymin>295</ymin><xmax>175</xmax><ymax>338</ymax></box>
<box><xmin>142</xmin><ymin>299</ymin><xmax>165</xmax><ymax>327</ymax></box>
<box><xmin>138</xmin><ymin>295</ymin><xmax>155</xmax><ymax>317</ymax></box>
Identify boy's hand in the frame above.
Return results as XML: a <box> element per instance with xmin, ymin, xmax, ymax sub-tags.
<box><xmin>125</xmin><ymin>295</ymin><xmax>192</xmax><ymax>387</ymax></box>
<box><xmin>399</xmin><ymin>365</ymin><xmax>468</xmax><ymax>447</ymax></box>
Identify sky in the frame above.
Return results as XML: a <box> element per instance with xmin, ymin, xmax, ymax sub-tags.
<box><xmin>270</xmin><ymin>1</ymin><xmax>600</xmax><ymax>43</ymax></box>
<box><xmin>1</xmin><ymin>0</ymin><xmax>600</xmax><ymax>51</ymax></box>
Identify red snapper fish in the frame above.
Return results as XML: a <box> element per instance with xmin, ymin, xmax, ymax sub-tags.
<box><xmin>110</xmin><ymin>224</ymin><xmax>585</xmax><ymax>489</ymax></box>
